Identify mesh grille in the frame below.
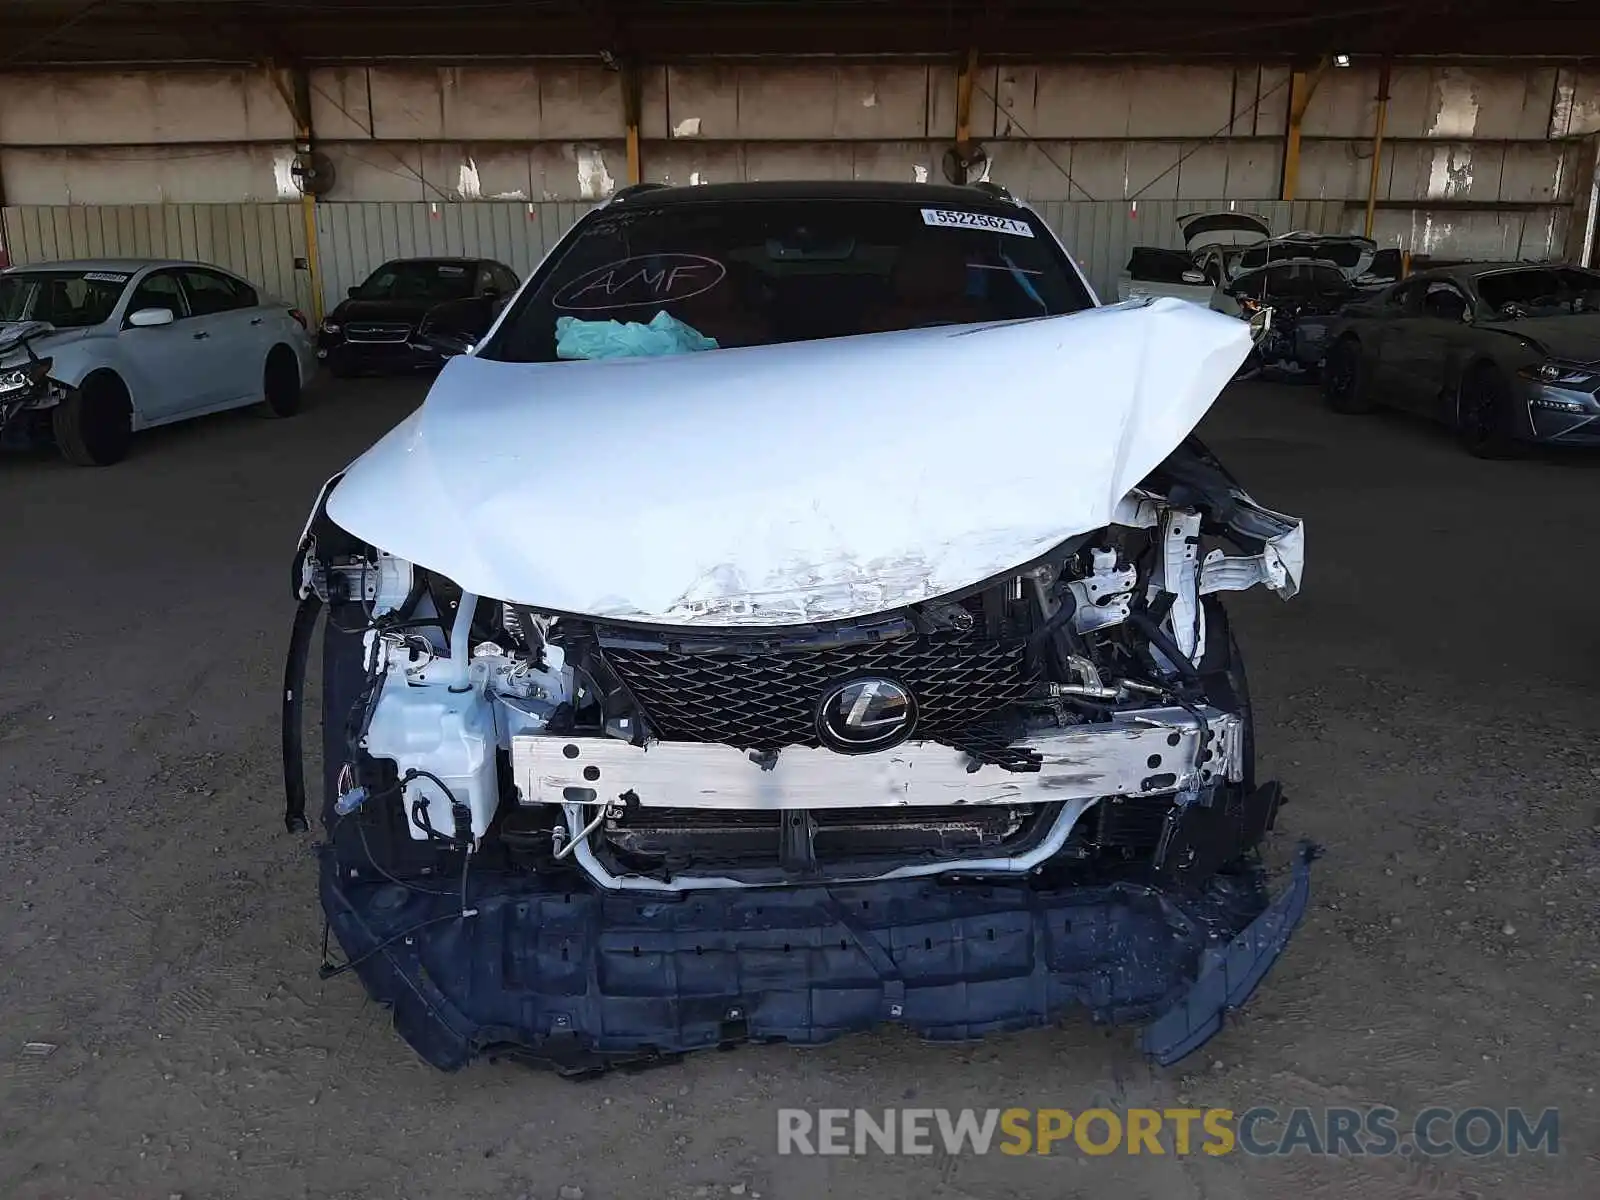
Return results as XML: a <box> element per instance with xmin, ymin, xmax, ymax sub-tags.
<box><xmin>602</xmin><ymin>635</ymin><xmax>1037</xmax><ymax>754</ymax></box>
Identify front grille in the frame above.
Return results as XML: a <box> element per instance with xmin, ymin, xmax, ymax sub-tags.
<box><xmin>346</xmin><ymin>322</ymin><xmax>412</xmax><ymax>343</ymax></box>
<box><xmin>601</xmin><ymin>634</ymin><xmax>1038</xmax><ymax>758</ymax></box>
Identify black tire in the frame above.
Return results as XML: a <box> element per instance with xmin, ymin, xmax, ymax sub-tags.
<box><xmin>1322</xmin><ymin>336</ymin><xmax>1373</xmax><ymax>414</ymax></box>
<box><xmin>259</xmin><ymin>346</ymin><xmax>303</xmax><ymax>418</ymax></box>
<box><xmin>52</xmin><ymin>372</ymin><xmax>133</xmax><ymax>467</ymax></box>
<box><xmin>1455</xmin><ymin>363</ymin><xmax>1521</xmax><ymax>459</ymax></box>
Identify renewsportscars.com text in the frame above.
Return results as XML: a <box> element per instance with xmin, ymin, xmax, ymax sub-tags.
<box><xmin>777</xmin><ymin>1107</ymin><xmax>1560</xmax><ymax>1158</ymax></box>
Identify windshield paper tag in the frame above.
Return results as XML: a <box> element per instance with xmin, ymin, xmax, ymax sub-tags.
<box><xmin>921</xmin><ymin>209</ymin><xmax>1034</xmax><ymax>238</ymax></box>
<box><xmin>82</xmin><ymin>272</ymin><xmax>130</xmax><ymax>283</ymax></box>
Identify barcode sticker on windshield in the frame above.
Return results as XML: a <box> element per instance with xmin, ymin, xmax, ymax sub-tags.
<box><xmin>921</xmin><ymin>209</ymin><xmax>1034</xmax><ymax>238</ymax></box>
<box><xmin>82</xmin><ymin>272</ymin><xmax>130</xmax><ymax>283</ymax></box>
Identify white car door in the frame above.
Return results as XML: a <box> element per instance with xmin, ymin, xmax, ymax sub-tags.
<box><xmin>117</xmin><ymin>268</ymin><xmax>211</xmax><ymax>422</ymax></box>
<box><xmin>177</xmin><ymin>267</ymin><xmax>268</xmax><ymax>405</ymax></box>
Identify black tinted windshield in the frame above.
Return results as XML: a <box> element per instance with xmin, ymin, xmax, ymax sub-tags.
<box><xmin>1235</xmin><ymin>238</ymin><xmax>1373</xmax><ymax>275</ymax></box>
<box><xmin>1232</xmin><ymin>262</ymin><xmax>1350</xmax><ymax>299</ymax></box>
<box><xmin>484</xmin><ymin>198</ymin><xmax>1093</xmax><ymax>363</ymax></box>
<box><xmin>0</xmin><ymin>269</ymin><xmax>131</xmax><ymax>328</ymax></box>
<box><xmin>1476</xmin><ymin>267</ymin><xmax>1600</xmax><ymax>317</ymax></box>
<box><xmin>355</xmin><ymin>260</ymin><xmax>476</xmax><ymax>302</ymax></box>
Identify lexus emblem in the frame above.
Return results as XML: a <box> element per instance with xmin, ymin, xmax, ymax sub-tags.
<box><xmin>816</xmin><ymin>677</ymin><xmax>917</xmax><ymax>753</ymax></box>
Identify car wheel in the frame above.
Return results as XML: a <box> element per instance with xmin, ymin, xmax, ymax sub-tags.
<box><xmin>259</xmin><ymin>346</ymin><xmax>303</xmax><ymax>418</ymax></box>
<box><xmin>1322</xmin><ymin>337</ymin><xmax>1372</xmax><ymax>414</ymax></box>
<box><xmin>1455</xmin><ymin>364</ymin><xmax>1521</xmax><ymax>459</ymax></box>
<box><xmin>52</xmin><ymin>372</ymin><xmax>133</xmax><ymax>467</ymax></box>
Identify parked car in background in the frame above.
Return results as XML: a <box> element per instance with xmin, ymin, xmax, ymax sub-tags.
<box><xmin>1209</xmin><ymin>235</ymin><xmax>1396</xmax><ymax>378</ymax></box>
<box><xmin>1117</xmin><ymin>211</ymin><xmax>1270</xmax><ymax>303</ymax></box>
<box><xmin>1322</xmin><ymin>262</ymin><xmax>1600</xmax><ymax>456</ymax></box>
<box><xmin>0</xmin><ymin>258</ymin><xmax>314</xmax><ymax>466</ymax></box>
<box><xmin>318</xmin><ymin>257</ymin><xmax>520</xmax><ymax>377</ymax></box>
<box><xmin>1227</xmin><ymin>233</ymin><xmax>1382</xmax><ymax>288</ymax></box>
<box><xmin>1215</xmin><ymin>259</ymin><xmax>1357</xmax><ymax>377</ymax></box>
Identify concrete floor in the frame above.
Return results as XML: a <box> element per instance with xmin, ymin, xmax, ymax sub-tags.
<box><xmin>1</xmin><ymin>377</ymin><xmax>1596</xmax><ymax>1199</ymax></box>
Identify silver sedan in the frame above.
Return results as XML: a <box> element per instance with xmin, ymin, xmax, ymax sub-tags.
<box><xmin>0</xmin><ymin>258</ymin><xmax>316</xmax><ymax>465</ymax></box>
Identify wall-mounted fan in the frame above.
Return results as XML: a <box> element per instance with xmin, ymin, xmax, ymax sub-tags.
<box><xmin>942</xmin><ymin>142</ymin><xmax>989</xmax><ymax>186</ymax></box>
<box><xmin>290</xmin><ymin>150</ymin><xmax>337</xmax><ymax>197</ymax></box>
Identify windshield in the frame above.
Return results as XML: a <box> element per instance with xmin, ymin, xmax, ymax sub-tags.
<box><xmin>355</xmin><ymin>261</ymin><xmax>476</xmax><ymax>303</ymax></box>
<box><xmin>0</xmin><ymin>269</ymin><xmax>131</xmax><ymax>328</ymax></box>
<box><xmin>1234</xmin><ymin>238</ymin><xmax>1373</xmax><ymax>276</ymax></box>
<box><xmin>1476</xmin><ymin>267</ymin><xmax>1600</xmax><ymax>317</ymax></box>
<box><xmin>1232</xmin><ymin>262</ymin><xmax>1350</xmax><ymax>299</ymax></box>
<box><xmin>483</xmin><ymin>198</ymin><xmax>1094</xmax><ymax>363</ymax></box>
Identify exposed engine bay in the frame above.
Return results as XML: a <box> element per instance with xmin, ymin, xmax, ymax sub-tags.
<box><xmin>291</xmin><ymin>436</ymin><xmax>1301</xmax><ymax>898</ymax></box>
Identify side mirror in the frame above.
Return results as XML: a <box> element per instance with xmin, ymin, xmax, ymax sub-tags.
<box><xmin>1181</xmin><ymin>269</ymin><xmax>1207</xmax><ymax>285</ymax></box>
<box><xmin>347</xmin><ymin>286</ymin><xmax>361</xmax><ymax>299</ymax></box>
<box><xmin>127</xmin><ymin>307</ymin><xmax>175</xmax><ymax>327</ymax></box>
<box><xmin>1247</xmin><ymin>306</ymin><xmax>1275</xmax><ymax>344</ymax></box>
<box><xmin>412</xmin><ymin>329</ymin><xmax>476</xmax><ymax>359</ymax></box>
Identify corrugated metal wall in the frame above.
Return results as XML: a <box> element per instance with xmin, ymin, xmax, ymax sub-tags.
<box><xmin>314</xmin><ymin>200</ymin><xmax>596</xmax><ymax>306</ymax></box>
<box><xmin>1</xmin><ymin>203</ymin><xmax>314</xmax><ymax>312</ymax></box>
<box><xmin>0</xmin><ymin>200</ymin><xmax>597</xmax><ymax>313</ymax></box>
<box><xmin>5</xmin><ymin>197</ymin><xmax>1348</xmax><ymax>315</ymax></box>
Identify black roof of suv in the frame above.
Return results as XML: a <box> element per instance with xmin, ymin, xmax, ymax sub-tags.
<box><xmin>607</xmin><ymin>179</ymin><xmax>1022</xmax><ymax>210</ymax></box>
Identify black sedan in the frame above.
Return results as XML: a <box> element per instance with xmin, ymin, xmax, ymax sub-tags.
<box><xmin>1322</xmin><ymin>262</ymin><xmax>1600</xmax><ymax>456</ymax></box>
<box><xmin>318</xmin><ymin>257</ymin><xmax>519</xmax><ymax>377</ymax></box>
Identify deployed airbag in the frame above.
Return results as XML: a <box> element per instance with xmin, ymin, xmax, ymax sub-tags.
<box><xmin>555</xmin><ymin>310</ymin><xmax>718</xmax><ymax>360</ymax></box>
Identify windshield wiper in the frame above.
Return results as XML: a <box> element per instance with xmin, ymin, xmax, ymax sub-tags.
<box><xmin>999</xmin><ymin>249</ymin><xmax>1047</xmax><ymax>315</ymax></box>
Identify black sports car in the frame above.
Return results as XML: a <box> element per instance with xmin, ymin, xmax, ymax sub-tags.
<box><xmin>1321</xmin><ymin>261</ymin><xmax>1600</xmax><ymax>456</ymax></box>
<box><xmin>318</xmin><ymin>257</ymin><xmax>519</xmax><ymax>377</ymax></box>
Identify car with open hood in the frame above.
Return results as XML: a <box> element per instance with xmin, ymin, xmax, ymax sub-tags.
<box><xmin>1210</xmin><ymin>235</ymin><xmax>1394</xmax><ymax>377</ymax></box>
<box><xmin>1116</xmin><ymin>211</ymin><xmax>1272</xmax><ymax>304</ymax></box>
<box><xmin>285</xmin><ymin>180</ymin><xmax>1311</xmax><ymax>1074</ymax></box>
<box><xmin>1322</xmin><ymin>261</ymin><xmax>1600</xmax><ymax>456</ymax></box>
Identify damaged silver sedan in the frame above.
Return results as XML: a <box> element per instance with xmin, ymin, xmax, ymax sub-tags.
<box><xmin>283</xmin><ymin>180</ymin><xmax>1311</xmax><ymax>1073</ymax></box>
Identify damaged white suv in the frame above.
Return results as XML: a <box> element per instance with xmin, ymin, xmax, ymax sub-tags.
<box><xmin>286</xmin><ymin>180</ymin><xmax>1310</xmax><ymax>1073</ymax></box>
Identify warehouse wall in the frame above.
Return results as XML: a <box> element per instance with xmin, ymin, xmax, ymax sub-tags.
<box><xmin>0</xmin><ymin>201</ymin><xmax>315</xmax><ymax>312</ymax></box>
<box><xmin>4</xmin><ymin>60</ymin><xmax>1599</xmax><ymax>298</ymax></box>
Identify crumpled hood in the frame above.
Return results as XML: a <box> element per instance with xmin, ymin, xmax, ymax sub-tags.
<box><xmin>0</xmin><ymin>321</ymin><xmax>90</xmax><ymax>365</ymax></box>
<box><xmin>325</xmin><ymin>297</ymin><xmax>1252</xmax><ymax>625</ymax></box>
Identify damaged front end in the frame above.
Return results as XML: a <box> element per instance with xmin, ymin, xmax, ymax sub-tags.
<box><xmin>0</xmin><ymin>322</ymin><xmax>58</xmax><ymax>442</ymax></box>
<box><xmin>285</xmin><ymin>300</ymin><xmax>1312</xmax><ymax>1073</ymax></box>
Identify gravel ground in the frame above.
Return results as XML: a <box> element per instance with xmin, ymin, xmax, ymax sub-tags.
<box><xmin>1</xmin><ymin>377</ymin><xmax>1597</xmax><ymax>1199</ymax></box>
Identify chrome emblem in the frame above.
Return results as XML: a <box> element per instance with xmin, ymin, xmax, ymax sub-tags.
<box><xmin>815</xmin><ymin>677</ymin><xmax>917</xmax><ymax>753</ymax></box>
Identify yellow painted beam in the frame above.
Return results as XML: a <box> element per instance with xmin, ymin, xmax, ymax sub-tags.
<box><xmin>955</xmin><ymin>46</ymin><xmax>978</xmax><ymax>149</ymax></box>
<box><xmin>267</xmin><ymin>63</ymin><xmax>325</xmax><ymax>325</ymax></box>
<box><xmin>623</xmin><ymin>60</ymin><xmax>643</xmax><ymax>185</ymax></box>
<box><xmin>1364</xmin><ymin>62</ymin><xmax>1392</xmax><ymax>239</ymax></box>
<box><xmin>1281</xmin><ymin>71</ymin><xmax>1307</xmax><ymax>201</ymax></box>
<box><xmin>1281</xmin><ymin>57</ymin><xmax>1331</xmax><ymax>202</ymax></box>
<box><xmin>300</xmin><ymin>194</ymin><xmax>324</xmax><ymax>327</ymax></box>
